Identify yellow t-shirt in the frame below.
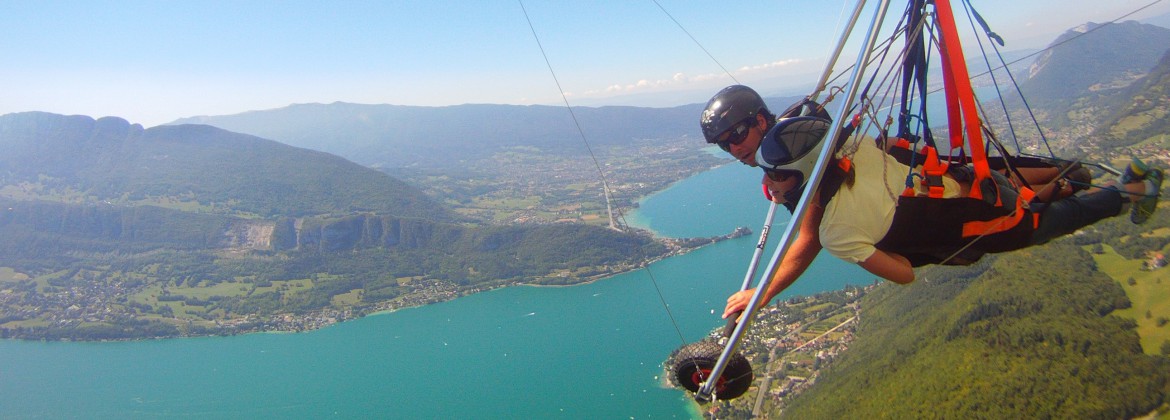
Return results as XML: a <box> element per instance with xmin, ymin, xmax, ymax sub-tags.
<box><xmin>818</xmin><ymin>139</ymin><xmax>962</xmax><ymax>263</ymax></box>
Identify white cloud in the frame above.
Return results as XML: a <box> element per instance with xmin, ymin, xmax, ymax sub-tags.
<box><xmin>688</xmin><ymin>72</ymin><xmax>726</xmax><ymax>83</ymax></box>
<box><xmin>580</xmin><ymin>57</ymin><xmax>807</xmax><ymax>100</ymax></box>
<box><xmin>738</xmin><ymin>58</ymin><xmax>803</xmax><ymax>73</ymax></box>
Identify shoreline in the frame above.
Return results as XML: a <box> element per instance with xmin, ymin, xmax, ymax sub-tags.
<box><xmin>0</xmin><ymin>223</ymin><xmax>751</xmax><ymax>342</ymax></box>
<box><xmin>626</xmin><ymin>160</ymin><xmax>733</xmax><ymax>239</ymax></box>
<box><xmin>1</xmin><ymin>161</ymin><xmax>755</xmax><ymax>343</ymax></box>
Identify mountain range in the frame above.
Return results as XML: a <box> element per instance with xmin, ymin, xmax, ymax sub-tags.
<box><xmin>977</xmin><ymin>20</ymin><xmax>1170</xmax><ymax>157</ymax></box>
<box><xmin>172</xmin><ymin>102</ymin><xmax>710</xmax><ymax>170</ymax></box>
<box><xmin>170</xmin><ymin>22</ymin><xmax>1170</xmax><ymax>174</ymax></box>
<box><xmin>0</xmin><ymin>112</ymin><xmax>451</xmax><ymax>219</ymax></box>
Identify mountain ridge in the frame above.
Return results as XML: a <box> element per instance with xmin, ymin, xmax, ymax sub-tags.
<box><xmin>0</xmin><ymin>111</ymin><xmax>452</xmax><ymax>220</ymax></box>
<box><xmin>172</xmin><ymin>101</ymin><xmax>712</xmax><ymax>170</ymax></box>
<box><xmin>1021</xmin><ymin>20</ymin><xmax>1170</xmax><ymax>125</ymax></box>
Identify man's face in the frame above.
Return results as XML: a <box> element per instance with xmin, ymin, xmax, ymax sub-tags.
<box><xmin>716</xmin><ymin>114</ymin><xmax>763</xmax><ymax>167</ymax></box>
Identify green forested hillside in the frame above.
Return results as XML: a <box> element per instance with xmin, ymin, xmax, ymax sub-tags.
<box><xmin>781</xmin><ymin>241</ymin><xmax>1168</xmax><ymax>419</ymax></box>
<box><xmin>0</xmin><ymin>112</ymin><xmax>452</xmax><ymax>219</ymax></box>
<box><xmin>0</xmin><ymin>198</ymin><xmax>234</xmax><ymax>263</ymax></box>
<box><xmin>279</xmin><ymin>213</ymin><xmax>667</xmax><ymax>286</ymax></box>
<box><xmin>1095</xmin><ymin>49</ymin><xmax>1170</xmax><ymax>147</ymax></box>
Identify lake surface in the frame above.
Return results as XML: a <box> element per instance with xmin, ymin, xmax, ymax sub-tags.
<box><xmin>0</xmin><ymin>162</ymin><xmax>869</xmax><ymax>419</ymax></box>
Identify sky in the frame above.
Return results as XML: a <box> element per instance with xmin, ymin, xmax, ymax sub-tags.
<box><xmin>2</xmin><ymin>0</ymin><xmax>1169</xmax><ymax>127</ymax></box>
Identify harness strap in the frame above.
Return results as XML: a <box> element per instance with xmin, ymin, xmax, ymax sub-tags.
<box><xmin>899</xmin><ymin>0</ymin><xmax>935</xmax><ymax>148</ymax></box>
<box><xmin>962</xmin><ymin>184</ymin><xmax>1037</xmax><ymax>237</ymax></box>
<box><xmin>888</xmin><ymin>139</ymin><xmax>947</xmax><ymax>198</ymax></box>
<box><xmin>936</xmin><ymin>0</ymin><xmax>993</xmax><ymax>200</ymax></box>
<box><xmin>875</xmin><ymin>0</ymin><xmax>1054</xmax><ymax>256</ymax></box>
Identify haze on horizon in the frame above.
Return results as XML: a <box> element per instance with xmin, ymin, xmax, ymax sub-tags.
<box><xmin>2</xmin><ymin>0</ymin><xmax>1168</xmax><ymax>127</ymax></box>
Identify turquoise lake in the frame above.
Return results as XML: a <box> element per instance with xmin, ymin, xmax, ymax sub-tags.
<box><xmin>0</xmin><ymin>162</ymin><xmax>870</xmax><ymax>419</ymax></box>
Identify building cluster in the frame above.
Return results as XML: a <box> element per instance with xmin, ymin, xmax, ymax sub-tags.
<box><xmin>1147</xmin><ymin>252</ymin><xmax>1166</xmax><ymax>271</ymax></box>
<box><xmin>699</xmin><ymin>287</ymin><xmax>869</xmax><ymax>419</ymax></box>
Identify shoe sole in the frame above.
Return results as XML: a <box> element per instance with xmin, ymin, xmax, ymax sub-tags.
<box><xmin>1132</xmin><ymin>169</ymin><xmax>1163</xmax><ymax>224</ymax></box>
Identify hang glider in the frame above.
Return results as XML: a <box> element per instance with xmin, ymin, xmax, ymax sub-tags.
<box><xmin>669</xmin><ymin>0</ymin><xmax>1132</xmax><ymax>403</ymax></box>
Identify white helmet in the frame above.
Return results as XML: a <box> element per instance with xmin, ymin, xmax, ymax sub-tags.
<box><xmin>754</xmin><ymin>116</ymin><xmax>831</xmax><ymax>189</ymax></box>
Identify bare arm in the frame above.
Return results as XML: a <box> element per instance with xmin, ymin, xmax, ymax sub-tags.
<box><xmin>723</xmin><ymin>202</ymin><xmax>824</xmax><ymax>320</ymax></box>
<box><xmin>857</xmin><ymin>248</ymin><xmax>915</xmax><ymax>284</ymax></box>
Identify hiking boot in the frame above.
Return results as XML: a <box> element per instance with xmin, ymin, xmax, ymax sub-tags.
<box><xmin>1132</xmin><ymin>168</ymin><xmax>1162</xmax><ymax>225</ymax></box>
<box><xmin>1119</xmin><ymin>157</ymin><xmax>1150</xmax><ymax>184</ymax></box>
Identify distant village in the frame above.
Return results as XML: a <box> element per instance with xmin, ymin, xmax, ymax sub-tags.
<box><xmin>668</xmin><ymin>285</ymin><xmax>871</xmax><ymax>419</ymax></box>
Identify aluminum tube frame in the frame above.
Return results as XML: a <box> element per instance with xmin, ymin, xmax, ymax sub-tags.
<box><xmin>716</xmin><ymin>201</ymin><xmax>780</xmax><ymax>342</ymax></box>
<box><xmin>695</xmin><ymin>0</ymin><xmax>895</xmax><ymax>402</ymax></box>
<box><xmin>736</xmin><ymin>201</ymin><xmax>779</xmax><ymax>294</ymax></box>
<box><xmin>810</xmin><ymin>0</ymin><xmax>869</xmax><ymax>104</ymax></box>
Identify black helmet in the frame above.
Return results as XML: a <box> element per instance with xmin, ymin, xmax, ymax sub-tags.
<box><xmin>700</xmin><ymin>85</ymin><xmax>768</xmax><ymax>144</ymax></box>
<box><xmin>756</xmin><ymin>116</ymin><xmax>831</xmax><ymax>189</ymax></box>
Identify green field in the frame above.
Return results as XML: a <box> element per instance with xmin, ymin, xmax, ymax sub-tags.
<box><xmin>0</xmin><ymin>267</ymin><xmax>30</xmax><ymax>283</ymax></box>
<box><xmin>1089</xmin><ymin>243</ymin><xmax>1170</xmax><ymax>355</ymax></box>
<box><xmin>121</xmin><ymin>277</ymin><xmax>318</xmax><ymax>323</ymax></box>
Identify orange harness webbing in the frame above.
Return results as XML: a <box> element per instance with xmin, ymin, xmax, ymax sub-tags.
<box><xmin>932</xmin><ymin>0</ymin><xmax>1036</xmax><ymax>235</ymax></box>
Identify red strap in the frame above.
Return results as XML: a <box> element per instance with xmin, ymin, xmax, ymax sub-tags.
<box><xmin>962</xmin><ymin>186</ymin><xmax>1036</xmax><ymax>237</ymax></box>
<box><xmin>937</xmin><ymin>44</ymin><xmax>963</xmax><ymax>152</ymax></box>
<box><xmin>890</xmin><ymin>1</ymin><xmax>1036</xmax><ymax>239</ymax></box>
<box><xmin>935</xmin><ymin>0</ymin><xmax>992</xmax><ymax>201</ymax></box>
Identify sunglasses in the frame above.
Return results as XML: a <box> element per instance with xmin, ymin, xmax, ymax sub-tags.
<box><xmin>715</xmin><ymin>120</ymin><xmax>753</xmax><ymax>152</ymax></box>
<box><xmin>764</xmin><ymin>169</ymin><xmax>793</xmax><ymax>182</ymax></box>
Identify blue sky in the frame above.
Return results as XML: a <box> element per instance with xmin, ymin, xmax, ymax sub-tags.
<box><xmin>2</xmin><ymin>0</ymin><xmax>1168</xmax><ymax>127</ymax></box>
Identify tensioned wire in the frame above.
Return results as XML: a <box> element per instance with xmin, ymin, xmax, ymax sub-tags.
<box><xmin>514</xmin><ymin>0</ymin><xmax>811</xmax><ymax>348</ymax></box>
<box><xmin>648</xmin><ymin>0</ymin><xmax>741</xmax><ymax>86</ymax></box>
<box><xmin>838</xmin><ymin>0</ymin><xmax>1167</xmax><ymax>258</ymax></box>
<box><xmin>516</xmin><ymin>0</ymin><xmax>890</xmax><ymax>401</ymax></box>
<box><xmin>931</xmin><ymin>0</ymin><xmax>1168</xmax><ymax>170</ymax></box>
<box><xmin>516</xmin><ymin>0</ymin><xmax>824</xmax><ymax>402</ymax></box>
<box><xmin>516</xmin><ymin>0</ymin><xmax>695</xmax><ymax>346</ymax></box>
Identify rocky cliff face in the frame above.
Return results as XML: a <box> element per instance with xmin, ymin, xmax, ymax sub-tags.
<box><xmin>224</xmin><ymin>220</ymin><xmax>275</xmax><ymax>251</ymax></box>
<box><xmin>0</xmin><ymin>199</ymin><xmax>466</xmax><ymax>254</ymax></box>
<box><xmin>0</xmin><ymin>199</ymin><xmax>233</xmax><ymax>250</ymax></box>
<box><xmin>276</xmin><ymin>214</ymin><xmax>463</xmax><ymax>252</ymax></box>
